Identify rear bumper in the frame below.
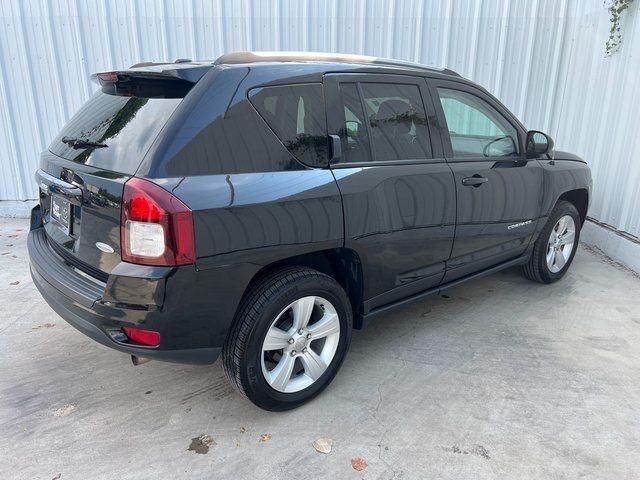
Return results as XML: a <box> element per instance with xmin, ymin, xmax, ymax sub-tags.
<box><xmin>28</xmin><ymin>221</ymin><xmax>221</xmax><ymax>365</ymax></box>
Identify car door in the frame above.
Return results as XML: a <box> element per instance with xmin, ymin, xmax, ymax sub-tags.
<box><xmin>324</xmin><ymin>73</ymin><xmax>456</xmax><ymax>313</ymax></box>
<box><xmin>428</xmin><ymin>79</ymin><xmax>544</xmax><ymax>282</ymax></box>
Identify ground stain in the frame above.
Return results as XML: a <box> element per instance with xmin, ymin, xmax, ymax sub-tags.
<box><xmin>585</xmin><ymin>336</ymin><xmax>627</xmax><ymax>352</ymax></box>
<box><xmin>181</xmin><ymin>378</ymin><xmax>233</xmax><ymax>403</ymax></box>
<box><xmin>53</xmin><ymin>404</ymin><xmax>76</xmax><ymax>417</ymax></box>
<box><xmin>188</xmin><ymin>434</ymin><xmax>215</xmax><ymax>454</ymax></box>
<box><xmin>32</xmin><ymin>323</ymin><xmax>56</xmax><ymax>330</ymax></box>
<box><xmin>442</xmin><ymin>443</ymin><xmax>490</xmax><ymax>460</ymax></box>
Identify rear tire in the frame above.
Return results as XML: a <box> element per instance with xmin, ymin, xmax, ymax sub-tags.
<box><xmin>523</xmin><ymin>200</ymin><xmax>581</xmax><ymax>284</ymax></box>
<box><xmin>222</xmin><ymin>267</ymin><xmax>352</xmax><ymax>411</ymax></box>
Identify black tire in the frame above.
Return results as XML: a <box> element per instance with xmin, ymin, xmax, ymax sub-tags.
<box><xmin>523</xmin><ymin>200</ymin><xmax>581</xmax><ymax>284</ymax></box>
<box><xmin>222</xmin><ymin>266</ymin><xmax>353</xmax><ymax>411</ymax></box>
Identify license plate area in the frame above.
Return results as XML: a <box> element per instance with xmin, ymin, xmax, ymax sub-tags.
<box><xmin>51</xmin><ymin>194</ymin><xmax>72</xmax><ymax>235</ymax></box>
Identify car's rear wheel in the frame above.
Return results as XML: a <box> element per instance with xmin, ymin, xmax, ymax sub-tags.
<box><xmin>524</xmin><ymin>200</ymin><xmax>581</xmax><ymax>283</ymax></box>
<box><xmin>222</xmin><ymin>267</ymin><xmax>352</xmax><ymax>411</ymax></box>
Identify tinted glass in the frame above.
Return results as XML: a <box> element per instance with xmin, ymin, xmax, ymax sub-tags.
<box><xmin>437</xmin><ymin>88</ymin><xmax>519</xmax><ymax>157</ymax></box>
<box><xmin>50</xmin><ymin>91</ymin><xmax>182</xmax><ymax>174</ymax></box>
<box><xmin>337</xmin><ymin>83</ymin><xmax>372</xmax><ymax>163</ymax></box>
<box><xmin>146</xmin><ymin>68</ymin><xmax>303</xmax><ymax>177</ymax></box>
<box><xmin>360</xmin><ymin>83</ymin><xmax>432</xmax><ymax>161</ymax></box>
<box><xmin>249</xmin><ymin>83</ymin><xmax>328</xmax><ymax>167</ymax></box>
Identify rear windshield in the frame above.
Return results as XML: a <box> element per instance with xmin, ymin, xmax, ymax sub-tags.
<box><xmin>49</xmin><ymin>91</ymin><xmax>182</xmax><ymax>174</ymax></box>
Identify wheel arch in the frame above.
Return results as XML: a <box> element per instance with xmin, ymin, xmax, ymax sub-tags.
<box><xmin>557</xmin><ymin>188</ymin><xmax>589</xmax><ymax>226</ymax></box>
<box><xmin>238</xmin><ymin>248</ymin><xmax>366</xmax><ymax>329</ymax></box>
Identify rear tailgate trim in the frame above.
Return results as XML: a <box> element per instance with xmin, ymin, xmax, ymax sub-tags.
<box><xmin>28</xmin><ymin>228</ymin><xmax>105</xmax><ymax>308</ymax></box>
<box><xmin>48</xmin><ymin>239</ymin><xmax>109</xmax><ymax>283</ymax></box>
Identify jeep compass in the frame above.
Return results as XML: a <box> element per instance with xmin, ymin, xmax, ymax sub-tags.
<box><xmin>28</xmin><ymin>52</ymin><xmax>592</xmax><ymax>410</ymax></box>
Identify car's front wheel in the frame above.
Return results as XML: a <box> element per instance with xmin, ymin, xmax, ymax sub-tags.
<box><xmin>524</xmin><ymin>200</ymin><xmax>581</xmax><ymax>283</ymax></box>
<box><xmin>222</xmin><ymin>267</ymin><xmax>352</xmax><ymax>411</ymax></box>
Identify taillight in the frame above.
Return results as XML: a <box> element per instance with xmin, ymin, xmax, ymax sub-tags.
<box><xmin>97</xmin><ymin>72</ymin><xmax>119</xmax><ymax>82</ymax></box>
<box><xmin>121</xmin><ymin>177</ymin><xmax>195</xmax><ymax>266</ymax></box>
<box><xmin>122</xmin><ymin>327</ymin><xmax>161</xmax><ymax>347</ymax></box>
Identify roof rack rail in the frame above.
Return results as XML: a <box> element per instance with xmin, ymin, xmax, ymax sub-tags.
<box><xmin>441</xmin><ymin>68</ymin><xmax>461</xmax><ymax>77</ymax></box>
<box><xmin>214</xmin><ymin>51</ymin><xmax>461</xmax><ymax>76</ymax></box>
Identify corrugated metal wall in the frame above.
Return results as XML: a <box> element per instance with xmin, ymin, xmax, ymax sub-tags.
<box><xmin>0</xmin><ymin>0</ymin><xmax>638</xmax><ymax>238</ymax></box>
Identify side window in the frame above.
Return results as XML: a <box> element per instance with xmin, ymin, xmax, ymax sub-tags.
<box><xmin>249</xmin><ymin>83</ymin><xmax>328</xmax><ymax>167</ymax></box>
<box><xmin>336</xmin><ymin>82</ymin><xmax>432</xmax><ymax>162</ymax></box>
<box><xmin>337</xmin><ymin>83</ymin><xmax>372</xmax><ymax>163</ymax></box>
<box><xmin>361</xmin><ymin>83</ymin><xmax>432</xmax><ymax>161</ymax></box>
<box><xmin>437</xmin><ymin>88</ymin><xmax>519</xmax><ymax>158</ymax></box>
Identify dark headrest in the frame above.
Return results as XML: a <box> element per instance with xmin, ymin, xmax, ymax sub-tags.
<box><xmin>376</xmin><ymin>99</ymin><xmax>412</xmax><ymax>134</ymax></box>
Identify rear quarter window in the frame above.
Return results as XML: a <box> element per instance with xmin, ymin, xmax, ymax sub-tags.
<box><xmin>50</xmin><ymin>92</ymin><xmax>182</xmax><ymax>175</ymax></box>
<box><xmin>249</xmin><ymin>83</ymin><xmax>328</xmax><ymax>167</ymax></box>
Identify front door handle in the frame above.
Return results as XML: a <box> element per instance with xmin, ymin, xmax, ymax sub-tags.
<box><xmin>462</xmin><ymin>175</ymin><xmax>488</xmax><ymax>187</ymax></box>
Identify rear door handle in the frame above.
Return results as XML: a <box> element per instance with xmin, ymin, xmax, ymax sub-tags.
<box><xmin>462</xmin><ymin>175</ymin><xmax>488</xmax><ymax>187</ymax></box>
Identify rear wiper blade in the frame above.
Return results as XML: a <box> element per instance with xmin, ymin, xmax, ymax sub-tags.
<box><xmin>61</xmin><ymin>136</ymin><xmax>108</xmax><ymax>150</ymax></box>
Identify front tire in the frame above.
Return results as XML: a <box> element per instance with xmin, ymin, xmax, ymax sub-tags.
<box><xmin>222</xmin><ymin>267</ymin><xmax>352</xmax><ymax>411</ymax></box>
<box><xmin>524</xmin><ymin>200</ymin><xmax>581</xmax><ymax>284</ymax></box>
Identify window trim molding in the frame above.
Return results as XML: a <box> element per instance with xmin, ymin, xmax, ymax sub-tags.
<box><xmin>330</xmin><ymin>158</ymin><xmax>447</xmax><ymax>168</ymax></box>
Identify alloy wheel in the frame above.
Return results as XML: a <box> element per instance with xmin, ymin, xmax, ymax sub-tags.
<box><xmin>260</xmin><ymin>296</ymin><xmax>341</xmax><ymax>393</ymax></box>
<box><xmin>546</xmin><ymin>214</ymin><xmax>576</xmax><ymax>273</ymax></box>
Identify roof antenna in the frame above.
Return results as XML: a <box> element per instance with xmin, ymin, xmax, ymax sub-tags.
<box><xmin>174</xmin><ymin>58</ymin><xmax>192</xmax><ymax>63</ymax></box>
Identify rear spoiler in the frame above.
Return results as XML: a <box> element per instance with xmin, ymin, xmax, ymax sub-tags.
<box><xmin>91</xmin><ymin>62</ymin><xmax>214</xmax><ymax>98</ymax></box>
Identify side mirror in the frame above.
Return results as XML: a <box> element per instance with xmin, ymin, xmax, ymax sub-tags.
<box><xmin>526</xmin><ymin>130</ymin><xmax>554</xmax><ymax>158</ymax></box>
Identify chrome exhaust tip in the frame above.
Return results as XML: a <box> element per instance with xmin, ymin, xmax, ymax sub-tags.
<box><xmin>131</xmin><ymin>355</ymin><xmax>151</xmax><ymax>366</ymax></box>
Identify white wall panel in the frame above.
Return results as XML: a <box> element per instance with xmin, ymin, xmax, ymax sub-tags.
<box><xmin>0</xmin><ymin>0</ymin><xmax>638</xmax><ymax>239</ymax></box>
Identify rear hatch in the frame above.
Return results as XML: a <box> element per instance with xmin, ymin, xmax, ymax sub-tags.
<box><xmin>37</xmin><ymin>64</ymin><xmax>208</xmax><ymax>279</ymax></box>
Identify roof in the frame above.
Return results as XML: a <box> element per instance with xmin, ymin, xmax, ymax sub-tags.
<box><xmin>213</xmin><ymin>51</ymin><xmax>460</xmax><ymax>77</ymax></box>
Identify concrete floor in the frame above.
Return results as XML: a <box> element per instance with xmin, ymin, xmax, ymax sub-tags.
<box><xmin>1</xmin><ymin>217</ymin><xmax>639</xmax><ymax>480</ymax></box>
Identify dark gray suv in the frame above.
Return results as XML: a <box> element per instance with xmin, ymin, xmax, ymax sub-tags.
<box><xmin>28</xmin><ymin>52</ymin><xmax>591</xmax><ymax>410</ymax></box>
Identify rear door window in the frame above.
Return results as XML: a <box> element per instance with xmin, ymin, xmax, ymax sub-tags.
<box><xmin>333</xmin><ymin>82</ymin><xmax>432</xmax><ymax>163</ymax></box>
<box><xmin>50</xmin><ymin>92</ymin><xmax>182</xmax><ymax>174</ymax></box>
<box><xmin>249</xmin><ymin>83</ymin><xmax>328</xmax><ymax>167</ymax></box>
<box><xmin>359</xmin><ymin>83</ymin><xmax>432</xmax><ymax>161</ymax></box>
<box><xmin>337</xmin><ymin>83</ymin><xmax>372</xmax><ymax>163</ymax></box>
